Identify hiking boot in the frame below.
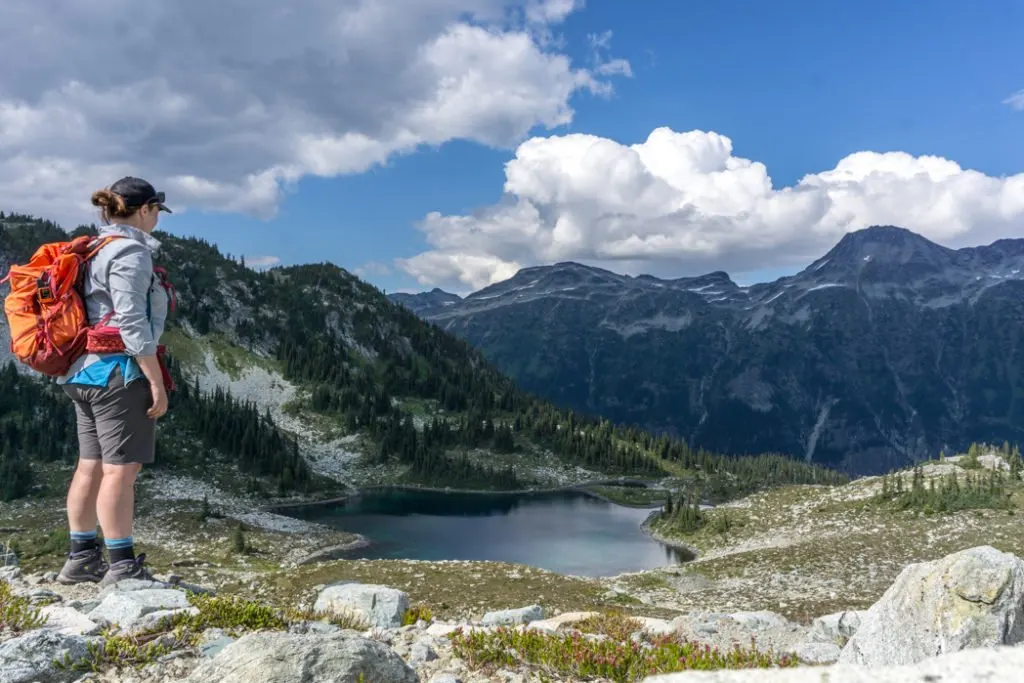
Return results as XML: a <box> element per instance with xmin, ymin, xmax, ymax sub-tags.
<box><xmin>98</xmin><ymin>553</ymin><xmax>154</xmax><ymax>588</ymax></box>
<box><xmin>56</xmin><ymin>546</ymin><xmax>108</xmax><ymax>585</ymax></box>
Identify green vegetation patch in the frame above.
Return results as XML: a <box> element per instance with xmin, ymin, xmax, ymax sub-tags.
<box><xmin>872</xmin><ymin>466</ymin><xmax>1016</xmax><ymax>514</ymax></box>
<box><xmin>0</xmin><ymin>580</ymin><xmax>46</xmax><ymax>633</ymax></box>
<box><xmin>449</xmin><ymin>624</ymin><xmax>797</xmax><ymax>683</ymax></box>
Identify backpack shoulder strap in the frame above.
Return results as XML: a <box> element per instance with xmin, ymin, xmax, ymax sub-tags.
<box><xmin>83</xmin><ymin>235</ymin><xmax>124</xmax><ymax>261</ymax></box>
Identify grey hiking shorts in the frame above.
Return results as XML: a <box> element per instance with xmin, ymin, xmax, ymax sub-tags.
<box><xmin>62</xmin><ymin>366</ymin><xmax>156</xmax><ymax>466</ymax></box>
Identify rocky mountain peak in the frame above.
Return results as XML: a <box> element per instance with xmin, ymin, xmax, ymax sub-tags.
<box><xmin>804</xmin><ymin>225</ymin><xmax>957</xmax><ymax>282</ymax></box>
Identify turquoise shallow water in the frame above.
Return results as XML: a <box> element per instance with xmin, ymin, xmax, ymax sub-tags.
<box><xmin>282</xmin><ymin>488</ymin><xmax>691</xmax><ymax>577</ymax></box>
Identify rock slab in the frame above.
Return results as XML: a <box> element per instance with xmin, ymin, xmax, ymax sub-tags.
<box><xmin>37</xmin><ymin>604</ymin><xmax>101</xmax><ymax>637</ymax></box>
<box><xmin>0</xmin><ymin>630</ymin><xmax>95</xmax><ymax>683</ymax></box>
<box><xmin>839</xmin><ymin>545</ymin><xmax>1024</xmax><ymax>666</ymax></box>
<box><xmin>314</xmin><ymin>583</ymin><xmax>409</xmax><ymax>629</ymax></box>
<box><xmin>184</xmin><ymin>631</ymin><xmax>418</xmax><ymax>683</ymax></box>
<box><xmin>88</xmin><ymin>588</ymin><xmax>191</xmax><ymax>631</ymax></box>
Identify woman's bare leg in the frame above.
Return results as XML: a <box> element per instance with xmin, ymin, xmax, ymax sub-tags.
<box><xmin>97</xmin><ymin>462</ymin><xmax>142</xmax><ymax>563</ymax></box>
<box><xmin>67</xmin><ymin>459</ymin><xmax>104</xmax><ymax>533</ymax></box>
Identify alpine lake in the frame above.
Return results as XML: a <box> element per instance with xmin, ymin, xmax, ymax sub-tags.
<box><xmin>280</xmin><ymin>487</ymin><xmax>692</xmax><ymax>577</ymax></box>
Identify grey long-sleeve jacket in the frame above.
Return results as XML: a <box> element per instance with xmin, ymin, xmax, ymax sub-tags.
<box><xmin>57</xmin><ymin>223</ymin><xmax>169</xmax><ymax>383</ymax></box>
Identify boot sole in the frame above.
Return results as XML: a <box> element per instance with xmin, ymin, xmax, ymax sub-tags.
<box><xmin>56</xmin><ymin>574</ymin><xmax>103</xmax><ymax>585</ymax></box>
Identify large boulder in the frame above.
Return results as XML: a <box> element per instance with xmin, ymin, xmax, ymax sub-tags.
<box><xmin>184</xmin><ymin>631</ymin><xmax>418</xmax><ymax>683</ymax></box>
<box><xmin>314</xmin><ymin>583</ymin><xmax>409</xmax><ymax>629</ymax></box>
<box><xmin>36</xmin><ymin>604</ymin><xmax>102</xmax><ymax>636</ymax></box>
<box><xmin>0</xmin><ymin>543</ymin><xmax>17</xmax><ymax>568</ymax></box>
<box><xmin>839</xmin><ymin>545</ymin><xmax>1024</xmax><ymax>666</ymax></box>
<box><xmin>0</xmin><ymin>630</ymin><xmax>96</xmax><ymax>683</ymax></box>
<box><xmin>87</xmin><ymin>588</ymin><xmax>191</xmax><ymax>631</ymax></box>
<box><xmin>481</xmin><ymin>604</ymin><xmax>544</xmax><ymax>626</ymax></box>
<box><xmin>641</xmin><ymin>644</ymin><xmax>1024</xmax><ymax>682</ymax></box>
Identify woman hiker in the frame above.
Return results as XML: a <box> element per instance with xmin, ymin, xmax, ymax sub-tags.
<box><xmin>56</xmin><ymin>176</ymin><xmax>173</xmax><ymax>587</ymax></box>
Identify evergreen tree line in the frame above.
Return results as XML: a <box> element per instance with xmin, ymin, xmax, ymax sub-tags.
<box><xmin>162</xmin><ymin>354</ymin><xmax>316</xmax><ymax>495</ymax></box>
<box><xmin>0</xmin><ymin>358</ymin><xmax>315</xmax><ymax>501</ymax></box>
<box><xmin>876</xmin><ymin>464</ymin><xmax>1015</xmax><ymax>513</ymax></box>
<box><xmin>0</xmin><ymin>362</ymin><xmax>77</xmax><ymax>500</ymax></box>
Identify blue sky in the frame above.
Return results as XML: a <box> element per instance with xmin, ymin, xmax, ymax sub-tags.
<box><xmin>3</xmin><ymin>0</ymin><xmax>1022</xmax><ymax>294</ymax></box>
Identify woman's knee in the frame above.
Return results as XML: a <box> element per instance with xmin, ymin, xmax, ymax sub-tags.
<box><xmin>74</xmin><ymin>458</ymin><xmax>104</xmax><ymax>480</ymax></box>
<box><xmin>101</xmin><ymin>462</ymin><xmax>142</xmax><ymax>483</ymax></box>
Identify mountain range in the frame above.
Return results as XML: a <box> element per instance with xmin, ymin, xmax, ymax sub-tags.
<box><xmin>390</xmin><ymin>226</ymin><xmax>1024</xmax><ymax>475</ymax></box>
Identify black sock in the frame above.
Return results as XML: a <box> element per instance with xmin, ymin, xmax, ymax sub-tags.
<box><xmin>107</xmin><ymin>540</ymin><xmax>136</xmax><ymax>564</ymax></box>
<box><xmin>70</xmin><ymin>531</ymin><xmax>98</xmax><ymax>554</ymax></box>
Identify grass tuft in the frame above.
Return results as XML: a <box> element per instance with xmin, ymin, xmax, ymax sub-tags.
<box><xmin>402</xmin><ymin>604</ymin><xmax>434</xmax><ymax>626</ymax></box>
<box><xmin>0</xmin><ymin>580</ymin><xmax>46</xmax><ymax>633</ymax></box>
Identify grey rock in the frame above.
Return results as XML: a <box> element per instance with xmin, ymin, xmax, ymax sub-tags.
<box><xmin>42</xmin><ymin>572</ymin><xmax>58</xmax><ymax>582</ymax></box>
<box><xmin>129</xmin><ymin>607</ymin><xmax>200</xmax><ymax>634</ymax></box>
<box><xmin>288</xmin><ymin>620</ymin><xmax>344</xmax><ymax>636</ymax></box>
<box><xmin>410</xmin><ymin>640</ymin><xmax>438</xmax><ymax>664</ymax></box>
<box><xmin>839</xmin><ymin>545</ymin><xmax>1024</xmax><ymax>666</ymax></box>
<box><xmin>296</xmin><ymin>540</ymin><xmax>370</xmax><ymax>566</ymax></box>
<box><xmin>795</xmin><ymin>641</ymin><xmax>842</xmax><ymax>665</ymax></box>
<box><xmin>184</xmin><ymin>631</ymin><xmax>418</xmax><ymax>682</ymax></box>
<box><xmin>642</xmin><ymin>643</ymin><xmax>1024</xmax><ymax>681</ymax></box>
<box><xmin>0</xmin><ymin>543</ymin><xmax>17</xmax><ymax>568</ymax></box>
<box><xmin>481</xmin><ymin>604</ymin><xmax>544</xmax><ymax>626</ymax></box>
<box><xmin>313</xmin><ymin>583</ymin><xmax>409</xmax><ymax>629</ymax></box>
<box><xmin>96</xmin><ymin>579</ymin><xmax>172</xmax><ymax>598</ymax></box>
<box><xmin>200</xmin><ymin>636</ymin><xmax>236</xmax><ymax>660</ymax></box>
<box><xmin>170</xmin><ymin>579</ymin><xmax>217</xmax><ymax>596</ymax></box>
<box><xmin>28</xmin><ymin>589</ymin><xmax>62</xmax><ymax>606</ymax></box>
<box><xmin>810</xmin><ymin>610</ymin><xmax>865</xmax><ymax>644</ymax></box>
<box><xmin>726</xmin><ymin>610</ymin><xmax>790</xmax><ymax>630</ymax></box>
<box><xmin>429</xmin><ymin>675</ymin><xmax>462</xmax><ymax>683</ymax></box>
<box><xmin>0</xmin><ymin>566</ymin><xmax>21</xmax><ymax>582</ymax></box>
<box><xmin>0</xmin><ymin>630</ymin><xmax>95</xmax><ymax>683</ymax></box>
<box><xmin>66</xmin><ymin>599</ymin><xmax>101</xmax><ymax>614</ymax></box>
<box><xmin>672</xmin><ymin>613</ymin><xmax>729</xmax><ymax>635</ymax></box>
<box><xmin>37</xmin><ymin>605</ymin><xmax>102</xmax><ymax>636</ymax></box>
<box><xmin>88</xmin><ymin>588</ymin><xmax>191</xmax><ymax>630</ymax></box>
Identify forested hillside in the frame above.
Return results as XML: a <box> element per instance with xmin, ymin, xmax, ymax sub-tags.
<box><xmin>0</xmin><ymin>212</ymin><xmax>847</xmax><ymax>502</ymax></box>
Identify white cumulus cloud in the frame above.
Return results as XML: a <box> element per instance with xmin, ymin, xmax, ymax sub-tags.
<box><xmin>1004</xmin><ymin>90</ymin><xmax>1024</xmax><ymax>111</ymax></box>
<box><xmin>0</xmin><ymin>0</ymin><xmax>625</xmax><ymax>227</ymax></box>
<box><xmin>397</xmin><ymin>127</ymin><xmax>1024</xmax><ymax>291</ymax></box>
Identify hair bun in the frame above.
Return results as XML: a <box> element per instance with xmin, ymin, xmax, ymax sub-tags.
<box><xmin>91</xmin><ymin>188</ymin><xmax>131</xmax><ymax>221</ymax></box>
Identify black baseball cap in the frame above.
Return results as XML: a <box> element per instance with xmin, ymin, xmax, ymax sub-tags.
<box><xmin>110</xmin><ymin>176</ymin><xmax>172</xmax><ymax>213</ymax></box>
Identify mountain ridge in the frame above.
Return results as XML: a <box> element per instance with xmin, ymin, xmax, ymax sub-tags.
<box><xmin>390</xmin><ymin>226</ymin><xmax>1024</xmax><ymax>474</ymax></box>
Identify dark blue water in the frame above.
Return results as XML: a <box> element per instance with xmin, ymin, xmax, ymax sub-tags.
<box><xmin>283</xmin><ymin>488</ymin><xmax>690</xmax><ymax>577</ymax></box>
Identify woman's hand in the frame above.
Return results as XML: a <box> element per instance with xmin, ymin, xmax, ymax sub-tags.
<box><xmin>137</xmin><ymin>354</ymin><xmax>168</xmax><ymax>419</ymax></box>
<box><xmin>148</xmin><ymin>383</ymin><xmax>168</xmax><ymax>419</ymax></box>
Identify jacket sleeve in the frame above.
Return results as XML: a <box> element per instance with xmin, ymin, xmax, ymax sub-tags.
<box><xmin>106</xmin><ymin>244</ymin><xmax>157</xmax><ymax>357</ymax></box>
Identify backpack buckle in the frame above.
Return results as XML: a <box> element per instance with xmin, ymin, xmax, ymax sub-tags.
<box><xmin>37</xmin><ymin>275</ymin><xmax>54</xmax><ymax>303</ymax></box>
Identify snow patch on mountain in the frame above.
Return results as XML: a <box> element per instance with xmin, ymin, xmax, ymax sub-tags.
<box><xmin>601</xmin><ymin>313</ymin><xmax>693</xmax><ymax>338</ymax></box>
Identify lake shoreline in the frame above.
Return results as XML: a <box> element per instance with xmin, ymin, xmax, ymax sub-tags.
<box><xmin>263</xmin><ymin>478</ymin><xmax>665</xmax><ymax>514</ymax></box>
<box><xmin>266</xmin><ymin>480</ymin><xmax>695</xmax><ymax>569</ymax></box>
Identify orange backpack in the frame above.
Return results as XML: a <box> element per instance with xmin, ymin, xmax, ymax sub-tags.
<box><xmin>1</xmin><ymin>235</ymin><xmax>122</xmax><ymax>376</ymax></box>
